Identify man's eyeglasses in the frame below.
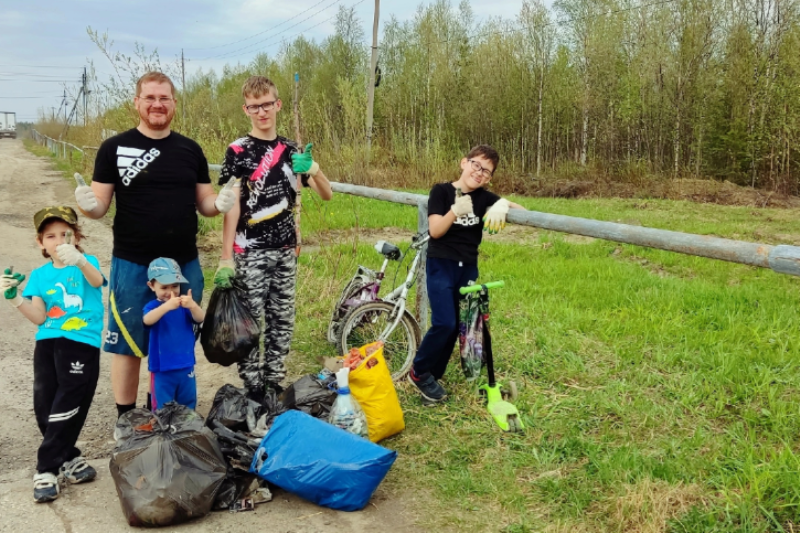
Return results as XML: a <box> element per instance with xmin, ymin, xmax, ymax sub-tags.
<box><xmin>245</xmin><ymin>101</ymin><xmax>278</xmax><ymax>114</ymax></box>
<box><xmin>138</xmin><ymin>96</ymin><xmax>174</xmax><ymax>105</ymax></box>
<box><xmin>468</xmin><ymin>159</ymin><xmax>493</xmax><ymax>177</ymax></box>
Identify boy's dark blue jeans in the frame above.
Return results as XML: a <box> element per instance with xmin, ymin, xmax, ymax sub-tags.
<box><xmin>412</xmin><ymin>256</ymin><xmax>478</xmax><ymax>380</ymax></box>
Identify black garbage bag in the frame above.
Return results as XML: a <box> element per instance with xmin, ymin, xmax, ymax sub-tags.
<box><xmin>206</xmin><ymin>384</ymin><xmax>260</xmax><ymax>432</ymax></box>
<box><xmin>110</xmin><ymin>403</ymin><xmax>227</xmax><ymax>527</ymax></box>
<box><xmin>279</xmin><ymin>374</ymin><xmax>337</xmax><ymax>419</ymax></box>
<box><xmin>200</xmin><ymin>286</ymin><xmax>260</xmax><ymax>367</ymax></box>
<box><xmin>213</xmin><ymin>467</ymin><xmax>259</xmax><ymax>511</ymax></box>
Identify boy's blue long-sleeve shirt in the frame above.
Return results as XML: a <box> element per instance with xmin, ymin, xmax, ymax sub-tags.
<box><xmin>143</xmin><ymin>299</ymin><xmax>197</xmax><ymax>372</ymax></box>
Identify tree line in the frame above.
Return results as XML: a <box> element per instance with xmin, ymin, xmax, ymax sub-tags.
<box><xmin>75</xmin><ymin>0</ymin><xmax>800</xmax><ymax>192</ymax></box>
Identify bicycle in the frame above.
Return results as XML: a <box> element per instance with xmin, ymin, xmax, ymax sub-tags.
<box><xmin>327</xmin><ymin>232</ymin><xmax>430</xmax><ymax>381</ymax></box>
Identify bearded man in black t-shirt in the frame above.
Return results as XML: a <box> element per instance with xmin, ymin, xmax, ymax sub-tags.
<box><xmin>73</xmin><ymin>72</ymin><xmax>238</xmax><ymax>419</ymax></box>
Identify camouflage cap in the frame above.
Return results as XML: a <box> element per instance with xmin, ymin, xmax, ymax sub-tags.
<box><xmin>33</xmin><ymin>206</ymin><xmax>79</xmax><ymax>232</ymax></box>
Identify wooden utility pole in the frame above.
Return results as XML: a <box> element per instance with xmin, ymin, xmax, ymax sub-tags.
<box><xmin>181</xmin><ymin>49</ymin><xmax>186</xmax><ymax>130</ymax></box>
<box><xmin>365</xmin><ymin>0</ymin><xmax>380</xmax><ymax>163</ymax></box>
<box><xmin>82</xmin><ymin>67</ymin><xmax>88</xmax><ymax>126</ymax></box>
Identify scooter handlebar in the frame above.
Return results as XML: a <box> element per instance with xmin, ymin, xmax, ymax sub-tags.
<box><xmin>459</xmin><ymin>280</ymin><xmax>504</xmax><ymax>294</ymax></box>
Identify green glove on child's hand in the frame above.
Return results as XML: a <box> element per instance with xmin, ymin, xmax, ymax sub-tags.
<box><xmin>291</xmin><ymin>143</ymin><xmax>319</xmax><ymax>176</ymax></box>
<box><xmin>1</xmin><ymin>267</ymin><xmax>25</xmax><ymax>300</ymax></box>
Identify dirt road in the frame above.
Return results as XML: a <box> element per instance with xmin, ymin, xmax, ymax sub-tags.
<box><xmin>0</xmin><ymin>139</ymin><xmax>417</xmax><ymax>532</ymax></box>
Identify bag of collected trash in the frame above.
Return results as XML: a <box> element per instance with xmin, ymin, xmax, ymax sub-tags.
<box><xmin>110</xmin><ymin>403</ymin><xmax>227</xmax><ymax>527</ymax></box>
<box><xmin>206</xmin><ymin>384</ymin><xmax>260</xmax><ymax>432</ymax></box>
<box><xmin>328</xmin><ymin>368</ymin><xmax>369</xmax><ymax>439</ymax></box>
<box><xmin>200</xmin><ymin>285</ymin><xmax>260</xmax><ymax>367</ymax></box>
<box><xmin>213</xmin><ymin>467</ymin><xmax>260</xmax><ymax>511</ymax></box>
<box><xmin>279</xmin><ymin>374</ymin><xmax>337</xmax><ymax>419</ymax></box>
<box><xmin>250</xmin><ymin>410</ymin><xmax>397</xmax><ymax>511</ymax></box>
<box><xmin>459</xmin><ymin>288</ymin><xmax>488</xmax><ymax>381</ymax></box>
<box><xmin>348</xmin><ymin>342</ymin><xmax>405</xmax><ymax>442</ymax></box>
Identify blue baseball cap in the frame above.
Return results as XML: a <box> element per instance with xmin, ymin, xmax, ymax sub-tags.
<box><xmin>147</xmin><ymin>257</ymin><xmax>189</xmax><ymax>285</ymax></box>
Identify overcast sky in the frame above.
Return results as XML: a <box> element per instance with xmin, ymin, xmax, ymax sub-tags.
<box><xmin>1</xmin><ymin>0</ymin><xmax>537</xmax><ymax>123</ymax></box>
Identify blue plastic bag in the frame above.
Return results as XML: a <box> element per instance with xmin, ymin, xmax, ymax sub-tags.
<box><xmin>249</xmin><ymin>410</ymin><xmax>397</xmax><ymax>511</ymax></box>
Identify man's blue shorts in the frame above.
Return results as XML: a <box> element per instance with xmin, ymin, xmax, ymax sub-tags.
<box><xmin>104</xmin><ymin>256</ymin><xmax>204</xmax><ymax>357</ymax></box>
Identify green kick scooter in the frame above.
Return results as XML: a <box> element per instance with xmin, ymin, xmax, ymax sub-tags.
<box><xmin>459</xmin><ymin>281</ymin><xmax>524</xmax><ymax>432</ymax></box>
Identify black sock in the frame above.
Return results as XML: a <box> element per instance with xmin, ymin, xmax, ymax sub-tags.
<box><xmin>116</xmin><ymin>402</ymin><xmax>136</xmax><ymax>418</ymax></box>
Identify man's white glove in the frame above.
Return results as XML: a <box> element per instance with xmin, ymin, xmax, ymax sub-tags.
<box><xmin>74</xmin><ymin>173</ymin><xmax>98</xmax><ymax>213</ymax></box>
<box><xmin>483</xmin><ymin>199</ymin><xmax>510</xmax><ymax>234</ymax></box>
<box><xmin>56</xmin><ymin>231</ymin><xmax>87</xmax><ymax>267</ymax></box>
<box><xmin>215</xmin><ymin>178</ymin><xmax>240</xmax><ymax>214</ymax></box>
<box><xmin>451</xmin><ymin>194</ymin><xmax>473</xmax><ymax>217</ymax></box>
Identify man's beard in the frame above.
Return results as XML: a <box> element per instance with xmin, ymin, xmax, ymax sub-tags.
<box><xmin>139</xmin><ymin>107</ymin><xmax>174</xmax><ymax>131</ymax></box>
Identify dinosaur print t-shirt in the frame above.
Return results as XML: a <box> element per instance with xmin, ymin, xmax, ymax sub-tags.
<box><xmin>23</xmin><ymin>255</ymin><xmax>106</xmax><ymax>348</ymax></box>
<box><xmin>218</xmin><ymin>135</ymin><xmax>307</xmax><ymax>252</ymax></box>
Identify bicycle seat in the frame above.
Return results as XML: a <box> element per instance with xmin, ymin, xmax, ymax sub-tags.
<box><xmin>374</xmin><ymin>240</ymin><xmax>402</xmax><ymax>260</ymax></box>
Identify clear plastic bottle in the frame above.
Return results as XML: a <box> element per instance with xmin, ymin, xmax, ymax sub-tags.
<box><xmin>328</xmin><ymin>368</ymin><xmax>369</xmax><ymax>439</ymax></box>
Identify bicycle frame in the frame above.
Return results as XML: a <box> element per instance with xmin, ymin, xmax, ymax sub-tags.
<box><xmin>376</xmin><ymin>234</ymin><xmax>429</xmax><ymax>341</ymax></box>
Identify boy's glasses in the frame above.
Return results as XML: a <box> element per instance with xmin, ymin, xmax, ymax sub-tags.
<box><xmin>245</xmin><ymin>101</ymin><xmax>277</xmax><ymax>114</ymax></box>
<box><xmin>469</xmin><ymin>159</ymin><xmax>493</xmax><ymax>178</ymax></box>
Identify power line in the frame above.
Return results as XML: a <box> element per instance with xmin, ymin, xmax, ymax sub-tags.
<box><xmin>198</xmin><ymin>0</ymin><xmax>347</xmax><ymax>61</ymax></box>
<box><xmin>0</xmin><ymin>64</ymin><xmax>84</xmax><ymax>69</ymax></box>
<box><xmin>186</xmin><ymin>0</ymin><xmax>340</xmax><ymax>53</ymax></box>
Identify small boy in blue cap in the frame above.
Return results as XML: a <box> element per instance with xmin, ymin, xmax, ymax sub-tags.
<box><xmin>143</xmin><ymin>257</ymin><xmax>205</xmax><ymax>410</ymax></box>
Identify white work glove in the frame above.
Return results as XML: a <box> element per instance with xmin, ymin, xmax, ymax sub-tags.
<box><xmin>483</xmin><ymin>199</ymin><xmax>510</xmax><ymax>234</ymax></box>
<box><xmin>56</xmin><ymin>231</ymin><xmax>87</xmax><ymax>267</ymax></box>
<box><xmin>214</xmin><ymin>178</ymin><xmax>240</xmax><ymax>214</ymax></box>
<box><xmin>74</xmin><ymin>173</ymin><xmax>98</xmax><ymax>213</ymax></box>
<box><xmin>451</xmin><ymin>194</ymin><xmax>473</xmax><ymax>217</ymax></box>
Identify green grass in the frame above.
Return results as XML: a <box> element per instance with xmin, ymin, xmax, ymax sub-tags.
<box><xmin>289</xmin><ymin>196</ymin><xmax>800</xmax><ymax>532</ymax></box>
<box><xmin>26</xmin><ymin>139</ymin><xmax>800</xmax><ymax>531</ymax></box>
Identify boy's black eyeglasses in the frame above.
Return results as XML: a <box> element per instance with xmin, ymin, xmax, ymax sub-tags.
<box><xmin>468</xmin><ymin>159</ymin><xmax>493</xmax><ymax>177</ymax></box>
<box><xmin>245</xmin><ymin>101</ymin><xmax>277</xmax><ymax>114</ymax></box>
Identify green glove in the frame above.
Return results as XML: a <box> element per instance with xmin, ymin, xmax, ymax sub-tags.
<box><xmin>214</xmin><ymin>259</ymin><xmax>235</xmax><ymax>289</ymax></box>
<box><xmin>291</xmin><ymin>143</ymin><xmax>319</xmax><ymax>176</ymax></box>
<box><xmin>2</xmin><ymin>267</ymin><xmax>25</xmax><ymax>300</ymax></box>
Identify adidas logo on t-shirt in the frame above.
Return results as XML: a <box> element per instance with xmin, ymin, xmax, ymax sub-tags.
<box><xmin>117</xmin><ymin>146</ymin><xmax>161</xmax><ymax>186</ymax></box>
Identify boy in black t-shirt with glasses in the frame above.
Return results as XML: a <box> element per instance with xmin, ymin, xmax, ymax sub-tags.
<box><xmin>408</xmin><ymin>145</ymin><xmax>523</xmax><ymax>405</ymax></box>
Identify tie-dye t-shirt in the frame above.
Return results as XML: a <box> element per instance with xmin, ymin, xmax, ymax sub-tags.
<box><xmin>219</xmin><ymin>135</ymin><xmax>309</xmax><ymax>252</ymax></box>
<box><xmin>22</xmin><ymin>255</ymin><xmax>106</xmax><ymax>348</ymax></box>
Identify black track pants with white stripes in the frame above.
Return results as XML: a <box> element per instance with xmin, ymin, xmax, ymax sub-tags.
<box><xmin>234</xmin><ymin>248</ymin><xmax>297</xmax><ymax>394</ymax></box>
<box><xmin>33</xmin><ymin>338</ymin><xmax>100</xmax><ymax>474</ymax></box>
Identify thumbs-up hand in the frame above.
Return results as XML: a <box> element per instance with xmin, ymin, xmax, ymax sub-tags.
<box><xmin>74</xmin><ymin>173</ymin><xmax>97</xmax><ymax>213</ymax></box>
<box><xmin>214</xmin><ymin>178</ymin><xmax>240</xmax><ymax>214</ymax></box>
<box><xmin>2</xmin><ymin>267</ymin><xmax>26</xmax><ymax>306</ymax></box>
<box><xmin>56</xmin><ymin>230</ymin><xmax>87</xmax><ymax>267</ymax></box>
<box><xmin>180</xmin><ymin>289</ymin><xmax>198</xmax><ymax>310</ymax></box>
<box><xmin>291</xmin><ymin>143</ymin><xmax>319</xmax><ymax>177</ymax></box>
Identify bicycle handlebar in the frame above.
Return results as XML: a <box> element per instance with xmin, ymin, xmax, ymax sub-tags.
<box><xmin>459</xmin><ymin>280</ymin><xmax>505</xmax><ymax>294</ymax></box>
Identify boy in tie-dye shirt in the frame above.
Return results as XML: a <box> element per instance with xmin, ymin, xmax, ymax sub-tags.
<box><xmin>214</xmin><ymin>75</ymin><xmax>332</xmax><ymax>401</ymax></box>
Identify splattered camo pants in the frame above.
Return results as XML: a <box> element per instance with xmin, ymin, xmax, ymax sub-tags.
<box><xmin>234</xmin><ymin>248</ymin><xmax>297</xmax><ymax>393</ymax></box>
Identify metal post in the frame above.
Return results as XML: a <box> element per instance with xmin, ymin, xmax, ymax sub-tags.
<box><xmin>365</xmin><ymin>0</ymin><xmax>380</xmax><ymax>163</ymax></box>
<box><xmin>416</xmin><ymin>200</ymin><xmax>429</xmax><ymax>332</ymax></box>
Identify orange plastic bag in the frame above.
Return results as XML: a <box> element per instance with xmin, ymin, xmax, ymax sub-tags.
<box><xmin>348</xmin><ymin>342</ymin><xmax>405</xmax><ymax>442</ymax></box>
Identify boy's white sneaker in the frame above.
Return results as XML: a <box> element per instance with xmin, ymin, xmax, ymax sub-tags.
<box><xmin>33</xmin><ymin>472</ymin><xmax>60</xmax><ymax>503</ymax></box>
<box><xmin>60</xmin><ymin>456</ymin><xmax>97</xmax><ymax>484</ymax></box>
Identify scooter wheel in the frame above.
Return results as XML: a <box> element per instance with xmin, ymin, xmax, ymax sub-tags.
<box><xmin>507</xmin><ymin>415</ymin><xmax>523</xmax><ymax>433</ymax></box>
<box><xmin>501</xmin><ymin>381</ymin><xmax>519</xmax><ymax>402</ymax></box>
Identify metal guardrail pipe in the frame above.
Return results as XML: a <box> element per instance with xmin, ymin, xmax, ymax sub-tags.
<box><xmin>328</xmin><ymin>182</ymin><xmax>800</xmax><ymax>278</ymax></box>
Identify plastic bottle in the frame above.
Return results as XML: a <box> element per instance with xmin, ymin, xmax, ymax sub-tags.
<box><xmin>328</xmin><ymin>368</ymin><xmax>369</xmax><ymax>439</ymax></box>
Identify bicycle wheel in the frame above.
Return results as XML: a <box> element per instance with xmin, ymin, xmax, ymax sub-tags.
<box><xmin>337</xmin><ymin>301</ymin><xmax>420</xmax><ymax>381</ymax></box>
<box><xmin>327</xmin><ymin>275</ymin><xmax>370</xmax><ymax>343</ymax></box>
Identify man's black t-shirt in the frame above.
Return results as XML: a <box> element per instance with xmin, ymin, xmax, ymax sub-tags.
<box><xmin>427</xmin><ymin>183</ymin><xmax>501</xmax><ymax>264</ymax></box>
<box><xmin>218</xmin><ymin>135</ymin><xmax>307</xmax><ymax>251</ymax></box>
<box><xmin>92</xmin><ymin>128</ymin><xmax>210</xmax><ymax>264</ymax></box>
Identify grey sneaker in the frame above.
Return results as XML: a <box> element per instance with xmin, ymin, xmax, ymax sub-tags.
<box><xmin>33</xmin><ymin>472</ymin><xmax>59</xmax><ymax>503</ymax></box>
<box><xmin>60</xmin><ymin>456</ymin><xmax>96</xmax><ymax>484</ymax></box>
<box><xmin>408</xmin><ymin>368</ymin><xmax>447</xmax><ymax>405</ymax></box>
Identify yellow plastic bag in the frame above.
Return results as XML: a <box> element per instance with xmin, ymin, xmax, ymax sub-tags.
<box><xmin>348</xmin><ymin>342</ymin><xmax>405</xmax><ymax>442</ymax></box>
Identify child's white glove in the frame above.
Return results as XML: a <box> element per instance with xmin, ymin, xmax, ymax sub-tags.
<box><xmin>451</xmin><ymin>194</ymin><xmax>473</xmax><ymax>217</ymax></box>
<box><xmin>74</xmin><ymin>173</ymin><xmax>98</xmax><ymax>213</ymax></box>
<box><xmin>56</xmin><ymin>231</ymin><xmax>87</xmax><ymax>267</ymax></box>
<box><xmin>214</xmin><ymin>178</ymin><xmax>240</xmax><ymax>214</ymax></box>
<box><xmin>483</xmin><ymin>199</ymin><xmax>510</xmax><ymax>234</ymax></box>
